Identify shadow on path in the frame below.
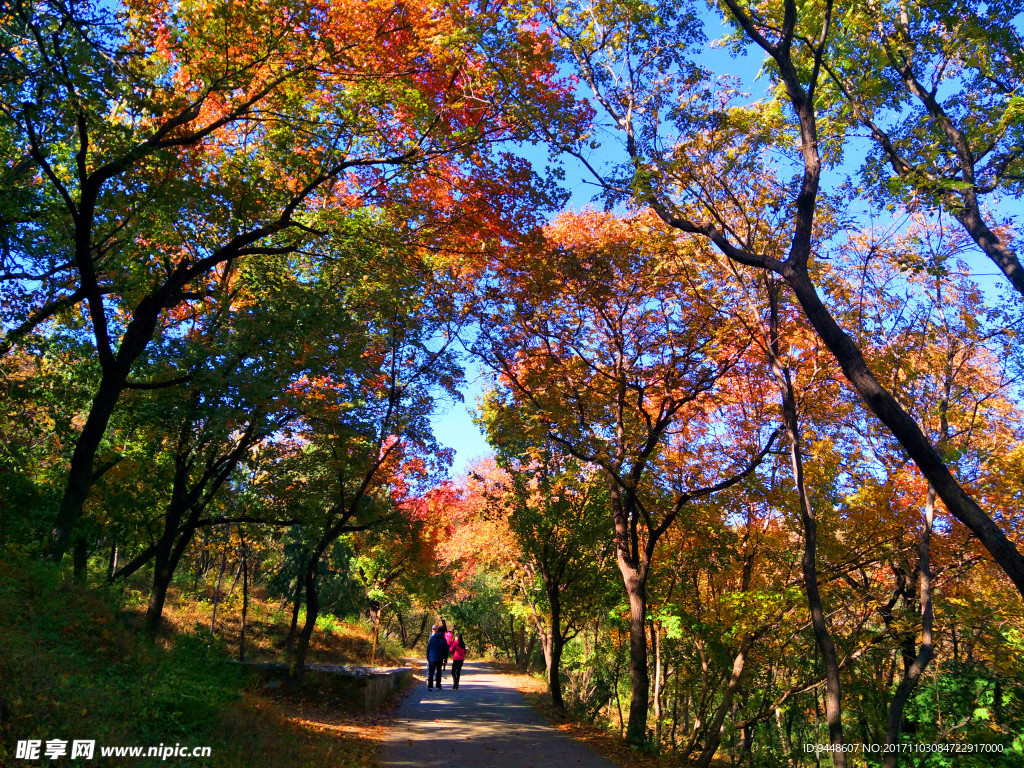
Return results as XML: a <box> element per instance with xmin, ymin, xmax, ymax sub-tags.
<box><xmin>380</xmin><ymin>661</ymin><xmax>616</xmax><ymax>768</ymax></box>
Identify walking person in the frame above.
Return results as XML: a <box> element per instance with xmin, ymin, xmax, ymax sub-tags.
<box><xmin>449</xmin><ymin>632</ymin><xmax>467</xmax><ymax>689</ymax></box>
<box><xmin>443</xmin><ymin>624</ymin><xmax>454</xmax><ymax>672</ymax></box>
<box><xmin>439</xmin><ymin>619</ymin><xmax>449</xmax><ymax>672</ymax></box>
<box><xmin>425</xmin><ymin>624</ymin><xmax>449</xmax><ymax>690</ymax></box>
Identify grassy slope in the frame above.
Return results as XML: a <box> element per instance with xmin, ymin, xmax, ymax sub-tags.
<box><xmin>0</xmin><ymin>557</ymin><xmax>410</xmax><ymax>768</ymax></box>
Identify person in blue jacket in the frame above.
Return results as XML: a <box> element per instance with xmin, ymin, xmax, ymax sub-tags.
<box><xmin>426</xmin><ymin>624</ymin><xmax>449</xmax><ymax>690</ymax></box>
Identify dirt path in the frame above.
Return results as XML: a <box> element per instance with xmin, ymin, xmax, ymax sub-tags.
<box><xmin>380</xmin><ymin>661</ymin><xmax>616</xmax><ymax>768</ymax></box>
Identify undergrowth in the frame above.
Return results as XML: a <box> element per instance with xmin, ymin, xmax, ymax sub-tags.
<box><xmin>0</xmin><ymin>554</ymin><xmax>395</xmax><ymax>767</ymax></box>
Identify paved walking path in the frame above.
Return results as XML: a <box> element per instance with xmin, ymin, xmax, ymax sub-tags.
<box><xmin>380</xmin><ymin>661</ymin><xmax>616</xmax><ymax>768</ymax></box>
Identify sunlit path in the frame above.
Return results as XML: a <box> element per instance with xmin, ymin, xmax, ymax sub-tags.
<box><xmin>381</xmin><ymin>662</ymin><xmax>616</xmax><ymax>768</ymax></box>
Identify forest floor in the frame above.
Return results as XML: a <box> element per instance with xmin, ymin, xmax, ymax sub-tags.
<box><xmin>1</xmin><ymin>558</ymin><xmax>712</xmax><ymax>768</ymax></box>
<box><xmin>0</xmin><ymin>557</ymin><xmax>408</xmax><ymax>768</ymax></box>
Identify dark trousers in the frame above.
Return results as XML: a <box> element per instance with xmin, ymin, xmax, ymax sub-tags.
<box><xmin>427</xmin><ymin>660</ymin><xmax>443</xmax><ymax>688</ymax></box>
<box><xmin>451</xmin><ymin>659</ymin><xmax>464</xmax><ymax>688</ymax></box>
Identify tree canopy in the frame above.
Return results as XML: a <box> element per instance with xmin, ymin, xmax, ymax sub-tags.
<box><xmin>2</xmin><ymin>0</ymin><xmax>1023</xmax><ymax>764</ymax></box>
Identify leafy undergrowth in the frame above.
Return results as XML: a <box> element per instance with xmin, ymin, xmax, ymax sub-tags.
<box><xmin>0</xmin><ymin>556</ymin><xmax>406</xmax><ymax>767</ymax></box>
<box><xmin>132</xmin><ymin>583</ymin><xmax>405</xmax><ymax>668</ymax></box>
<box><xmin>502</xmin><ymin>666</ymin><xmax>728</xmax><ymax>768</ymax></box>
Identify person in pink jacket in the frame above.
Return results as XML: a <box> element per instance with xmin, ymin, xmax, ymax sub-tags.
<box><xmin>441</xmin><ymin>621</ymin><xmax>452</xmax><ymax>671</ymax></box>
<box><xmin>448</xmin><ymin>632</ymin><xmax>467</xmax><ymax>689</ymax></box>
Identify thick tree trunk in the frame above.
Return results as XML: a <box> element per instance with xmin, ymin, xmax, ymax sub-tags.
<box><xmin>145</xmin><ymin>548</ymin><xmax>174</xmax><ymax>638</ymax></box>
<box><xmin>144</xmin><ymin>525</ymin><xmax>198</xmax><ymax>637</ymax></box>
<box><xmin>291</xmin><ymin>543</ymin><xmax>326</xmax><ymax>682</ymax></box>
<box><xmin>45</xmin><ymin>372</ymin><xmax>125</xmax><ymax>561</ymax></box>
<box><xmin>621</xmin><ymin>561</ymin><xmax>650</xmax><ymax>745</ymax></box>
<box><xmin>548</xmin><ymin>589</ymin><xmax>565</xmax><ymax>709</ymax></box>
<box><xmin>145</xmin><ymin>478</ymin><xmax>189</xmax><ymax>637</ymax></box>
<box><xmin>547</xmin><ymin>632</ymin><xmax>566</xmax><ymax>710</ymax></box>
<box><xmin>530</xmin><ymin>586</ymin><xmax>565</xmax><ymax>710</ymax></box>
<box><xmin>73</xmin><ymin>538</ymin><xmax>89</xmax><ymax>581</ymax></box>
<box><xmin>144</xmin><ymin>521</ymin><xmax>199</xmax><ymax>638</ymax></box>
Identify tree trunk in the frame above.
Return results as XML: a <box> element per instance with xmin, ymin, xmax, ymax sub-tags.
<box><xmin>523</xmin><ymin>629</ymin><xmax>538</xmax><ymax>671</ymax></box>
<box><xmin>396</xmin><ymin>611</ymin><xmax>408</xmax><ymax>646</ymax></box>
<box><xmin>210</xmin><ymin>544</ymin><xmax>228</xmax><ymax>634</ymax></box>
<box><xmin>106</xmin><ymin>541</ymin><xmax>118</xmax><ymax>581</ymax></box>
<box><xmin>670</xmin><ymin>666</ymin><xmax>681</xmax><ymax>750</ymax></box>
<box><xmin>621</xmin><ymin>560</ymin><xmax>650</xmax><ymax>745</ymax></box>
<box><xmin>286</xmin><ymin>577</ymin><xmax>302</xmax><ymax>654</ymax></box>
<box><xmin>766</xmin><ymin>280</ymin><xmax>846</xmax><ymax>765</ymax></box>
<box><xmin>408</xmin><ymin>613</ymin><xmax>428</xmax><ymax>649</ymax></box>
<box><xmin>145</xmin><ymin>488</ymin><xmax>187</xmax><ymax>638</ymax></box>
<box><xmin>73</xmin><ymin>538</ymin><xmax>89</xmax><ymax>581</ymax></box>
<box><xmin>369</xmin><ymin>603</ymin><xmax>382</xmax><ymax>665</ymax></box>
<box><xmin>45</xmin><ymin>372</ymin><xmax>125</xmax><ymax>561</ymax></box>
<box><xmin>144</xmin><ymin>504</ymin><xmax>198</xmax><ymax>638</ymax></box>
<box><xmin>239</xmin><ymin>551</ymin><xmax>249</xmax><ymax>662</ymax></box>
<box><xmin>145</xmin><ymin>547</ymin><xmax>174</xmax><ymax>638</ymax></box>
<box><xmin>227</xmin><ymin>559</ymin><xmax>243</xmax><ymax>598</ymax></box>
<box><xmin>775</xmin><ymin>707</ymin><xmax>795</xmax><ymax>768</ymax></box>
<box><xmin>547</xmin><ymin>588</ymin><xmax>565</xmax><ymax>709</ymax></box>
<box><xmin>291</xmin><ymin>543</ymin><xmax>326</xmax><ymax>682</ymax></box>
<box><xmin>652</xmin><ymin>622</ymin><xmax>663</xmax><ymax>749</ymax></box>
<box><xmin>693</xmin><ymin>635</ymin><xmax>755</xmax><ymax>768</ymax></box>
<box><xmin>882</xmin><ymin>484</ymin><xmax>936</xmax><ymax>768</ymax></box>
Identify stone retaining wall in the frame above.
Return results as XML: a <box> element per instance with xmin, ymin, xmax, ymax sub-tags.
<box><xmin>240</xmin><ymin>662</ymin><xmax>413</xmax><ymax>711</ymax></box>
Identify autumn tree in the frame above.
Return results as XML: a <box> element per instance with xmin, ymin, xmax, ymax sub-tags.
<box><xmin>472</xmin><ymin>209</ymin><xmax>778</xmax><ymax>743</ymax></box>
<box><xmin>428</xmin><ymin>462</ymin><xmax>541</xmax><ymax>666</ymax></box>
<box><xmin>284</xmin><ymin>241</ymin><xmax>465</xmax><ymax>680</ymax></box>
<box><xmin>467</xmin><ymin>418</ymin><xmax>616</xmax><ymax>709</ymax></box>
<box><xmin>834</xmin><ymin>215</ymin><xmax>1024</xmax><ymax>760</ymax></box>
<box><xmin>349</xmin><ymin>489</ymin><xmax>458</xmax><ymax>664</ymax></box>
<box><xmin>0</xmin><ymin>0</ymin><xmax>579</xmax><ymax>563</ymax></box>
<box><xmin>541</xmin><ymin>0</ymin><xmax>1024</xmax><ymax>601</ymax></box>
<box><xmin>107</xmin><ymin>317</ymin><xmax>304</xmax><ymax>636</ymax></box>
